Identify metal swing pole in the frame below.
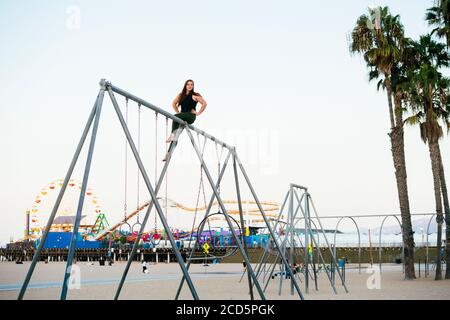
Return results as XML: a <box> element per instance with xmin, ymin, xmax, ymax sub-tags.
<box><xmin>61</xmin><ymin>82</ymin><xmax>106</xmax><ymax>300</ymax></box>
<box><xmin>185</xmin><ymin>128</ymin><xmax>267</xmax><ymax>300</ymax></box>
<box><xmin>253</xmin><ymin>194</ymin><xmax>305</xmax><ymax>292</ymax></box>
<box><xmin>304</xmin><ymin>189</ymin><xmax>310</xmax><ymax>294</ymax></box>
<box><xmin>263</xmin><ymin>254</ymin><xmax>280</xmax><ymax>292</ymax></box>
<box><xmin>18</xmin><ymin>92</ymin><xmax>100</xmax><ymax>300</ymax></box>
<box><xmin>232</xmin><ymin>149</ymin><xmax>254</xmax><ymax>300</ymax></box>
<box><xmin>233</xmin><ymin>152</ymin><xmax>304</xmax><ymax>300</ymax></box>
<box><xmin>114</xmin><ymin>125</ymin><xmax>185</xmax><ymax>300</ymax></box>
<box><xmin>108</xmin><ymin>88</ymin><xmax>199</xmax><ymax>300</ymax></box>
<box><xmin>289</xmin><ymin>184</ymin><xmax>295</xmax><ymax>295</ymax></box>
<box><xmin>175</xmin><ymin>151</ymin><xmax>232</xmax><ymax>300</ymax></box>
<box><xmin>308</xmin><ymin>196</ymin><xmax>349</xmax><ymax>293</ymax></box>
<box><xmin>260</xmin><ymin>194</ymin><xmax>304</xmax><ymax>293</ymax></box>
<box><xmin>259</xmin><ymin>197</ymin><xmax>300</xmax><ymax>287</ymax></box>
<box><xmin>294</xmin><ymin>191</ymin><xmax>338</xmax><ymax>294</ymax></box>
<box><xmin>278</xmin><ymin>253</ymin><xmax>284</xmax><ymax>296</ymax></box>
<box><xmin>253</xmin><ymin>191</ymin><xmax>290</xmax><ymax>281</ymax></box>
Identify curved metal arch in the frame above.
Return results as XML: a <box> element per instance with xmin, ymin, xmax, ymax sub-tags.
<box><xmin>294</xmin><ymin>217</ymin><xmax>321</xmax><ymax>247</ymax></box>
<box><xmin>332</xmin><ymin>216</ymin><xmax>361</xmax><ymax>274</ymax></box>
<box><xmin>290</xmin><ymin>216</ymin><xmax>321</xmax><ymax>250</ymax></box>
<box><xmin>425</xmin><ymin>214</ymin><xmax>436</xmax><ymax>277</ymax></box>
<box><xmin>309</xmin><ymin>218</ymin><xmax>321</xmax><ymax>250</ymax></box>
<box><xmin>378</xmin><ymin>215</ymin><xmax>403</xmax><ymax>273</ymax></box>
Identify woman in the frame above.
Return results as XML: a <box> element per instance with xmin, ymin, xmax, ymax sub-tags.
<box><xmin>163</xmin><ymin>79</ymin><xmax>207</xmax><ymax>161</ymax></box>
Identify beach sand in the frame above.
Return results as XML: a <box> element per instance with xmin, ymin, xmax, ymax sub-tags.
<box><xmin>0</xmin><ymin>262</ymin><xmax>448</xmax><ymax>300</ymax></box>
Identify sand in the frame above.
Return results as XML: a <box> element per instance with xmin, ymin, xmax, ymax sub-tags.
<box><xmin>0</xmin><ymin>262</ymin><xmax>449</xmax><ymax>300</ymax></box>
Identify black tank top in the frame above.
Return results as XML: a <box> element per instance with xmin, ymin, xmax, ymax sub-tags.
<box><xmin>179</xmin><ymin>93</ymin><xmax>198</xmax><ymax>113</ymax></box>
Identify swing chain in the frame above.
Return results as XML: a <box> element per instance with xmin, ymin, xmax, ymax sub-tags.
<box><xmin>214</xmin><ymin>142</ymin><xmax>225</xmax><ymax>198</ymax></box>
<box><xmin>123</xmin><ymin>97</ymin><xmax>129</xmax><ymax>221</ymax></box>
<box><xmin>136</xmin><ymin>104</ymin><xmax>142</xmax><ymax>225</ymax></box>
<box><xmin>189</xmin><ymin>134</ymin><xmax>208</xmax><ymax>244</ymax></box>
<box><xmin>154</xmin><ymin>111</ymin><xmax>158</xmax><ymax>234</ymax></box>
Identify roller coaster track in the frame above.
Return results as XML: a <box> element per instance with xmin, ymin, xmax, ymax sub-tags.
<box><xmin>95</xmin><ymin>199</ymin><xmax>280</xmax><ymax>240</ymax></box>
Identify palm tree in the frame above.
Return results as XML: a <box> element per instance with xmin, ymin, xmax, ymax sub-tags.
<box><xmin>426</xmin><ymin>0</ymin><xmax>450</xmax><ymax>280</ymax></box>
<box><xmin>350</xmin><ymin>6</ymin><xmax>416</xmax><ymax>279</ymax></box>
<box><xmin>403</xmin><ymin>35</ymin><xmax>450</xmax><ymax>280</ymax></box>
<box><xmin>426</xmin><ymin>0</ymin><xmax>450</xmax><ymax>48</ymax></box>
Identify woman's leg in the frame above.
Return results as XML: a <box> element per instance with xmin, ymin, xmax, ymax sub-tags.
<box><xmin>163</xmin><ymin>113</ymin><xmax>196</xmax><ymax>161</ymax></box>
<box><xmin>167</xmin><ymin>115</ymin><xmax>181</xmax><ymax>143</ymax></box>
<box><xmin>167</xmin><ymin>113</ymin><xmax>196</xmax><ymax>142</ymax></box>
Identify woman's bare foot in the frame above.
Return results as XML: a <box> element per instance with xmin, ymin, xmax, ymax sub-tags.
<box><xmin>166</xmin><ymin>134</ymin><xmax>174</xmax><ymax>143</ymax></box>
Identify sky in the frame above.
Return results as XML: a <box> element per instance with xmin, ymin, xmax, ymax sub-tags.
<box><xmin>0</xmin><ymin>0</ymin><xmax>448</xmax><ymax>245</ymax></box>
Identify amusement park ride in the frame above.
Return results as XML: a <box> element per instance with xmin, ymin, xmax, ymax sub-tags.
<box><xmin>24</xmin><ymin>179</ymin><xmax>107</xmax><ymax>241</ymax></box>
<box><xmin>24</xmin><ymin>182</ymin><xmax>281</xmax><ymax>243</ymax></box>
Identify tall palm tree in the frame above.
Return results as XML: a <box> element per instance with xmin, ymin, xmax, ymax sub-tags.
<box><xmin>426</xmin><ymin>0</ymin><xmax>450</xmax><ymax>280</ymax></box>
<box><xmin>426</xmin><ymin>0</ymin><xmax>450</xmax><ymax>48</ymax></box>
<box><xmin>403</xmin><ymin>35</ymin><xmax>450</xmax><ymax>280</ymax></box>
<box><xmin>350</xmin><ymin>6</ymin><xmax>416</xmax><ymax>279</ymax></box>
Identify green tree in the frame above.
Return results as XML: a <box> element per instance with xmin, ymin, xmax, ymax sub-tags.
<box><xmin>350</xmin><ymin>6</ymin><xmax>416</xmax><ymax>279</ymax></box>
<box><xmin>403</xmin><ymin>35</ymin><xmax>450</xmax><ymax>280</ymax></box>
<box><xmin>426</xmin><ymin>0</ymin><xmax>450</xmax><ymax>48</ymax></box>
<box><xmin>426</xmin><ymin>0</ymin><xmax>450</xmax><ymax>281</ymax></box>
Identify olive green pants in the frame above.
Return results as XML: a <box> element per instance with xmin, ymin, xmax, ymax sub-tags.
<box><xmin>172</xmin><ymin>112</ymin><xmax>196</xmax><ymax>133</ymax></box>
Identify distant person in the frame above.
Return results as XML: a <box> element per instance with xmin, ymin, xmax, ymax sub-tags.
<box><xmin>292</xmin><ymin>263</ymin><xmax>300</xmax><ymax>275</ymax></box>
<box><xmin>142</xmin><ymin>260</ymin><xmax>148</xmax><ymax>274</ymax></box>
<box><xmin>163</xmin><ymin>79</ymin><xmax>207</xmax><ymax>161</ymax></box>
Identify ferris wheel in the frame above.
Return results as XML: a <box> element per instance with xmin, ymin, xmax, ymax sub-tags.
<box><xmin>25</xmin><ymin>179</ymin><xmax>103</xmax><ymax>240</ymax></box>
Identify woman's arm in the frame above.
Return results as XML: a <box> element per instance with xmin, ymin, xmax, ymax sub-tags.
<box><xmin>172</xmin><ymin>94</ymin><xmax>181</xmax><ymax>113</ymax></box>
<box><xmin>194</xmin><ymin>95</ymin><xmax>207</xmax><ymax>116</ymax></box>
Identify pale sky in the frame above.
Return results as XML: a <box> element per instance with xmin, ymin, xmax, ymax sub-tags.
<box><xmin>0</xmin><ymin>0</ymin><xmax>448</xmax><ymax>245</ymax></box>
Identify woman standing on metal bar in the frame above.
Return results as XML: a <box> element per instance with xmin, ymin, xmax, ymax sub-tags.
<box><xmin>163</xmin><ymin>79</ymin><xmax>207</xmax><ymax>161</ymax></box>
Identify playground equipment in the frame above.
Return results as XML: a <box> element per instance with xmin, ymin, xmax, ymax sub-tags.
<box><xmin>424</xmin><ymin>214</ymin><xmax>447</xmax><ymax>277</ymax></box>
<box><xmin>296</xmin><ymin>212</ymin><xmax>438</xmax><ymax>278</ymax></box>
<box><xmin>249</xmin><ymin>183</ymin><xmax>348</xmax><ymax>296</ymax></box>
<box><xmin>18</xmin><ymin>79</ymin><xmax>304</xmax><ymax>301</ymax></box>
<box><xmin>184</xmin><ymin>212</ymin><xmax>241</xmax><ymax>261</ymax></box>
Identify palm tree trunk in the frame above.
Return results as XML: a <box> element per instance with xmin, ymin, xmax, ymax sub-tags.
<box><xmin>428</xmin><ymin>139</ymin><xmax>444</xmax><ymax>280</ymax></box>
<box><xmin>436</xmin><ymin>143</ymin><xmax>450</xmax><ymax>279</ymax></box>
<box><xmin>386</xmin><ymin>78</ymin><xmax>396</xmax><ymax>129</ymax></box>
<box><xmin>390</xmin><ymin>96</ymin><xmax>415</xmax><ymax>279</ymax></box>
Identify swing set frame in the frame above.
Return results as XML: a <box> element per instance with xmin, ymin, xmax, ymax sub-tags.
<box><xmin>17</xmin><ymin>79</ymin><xmax>305</xmax><ymax>300</ymax></box>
